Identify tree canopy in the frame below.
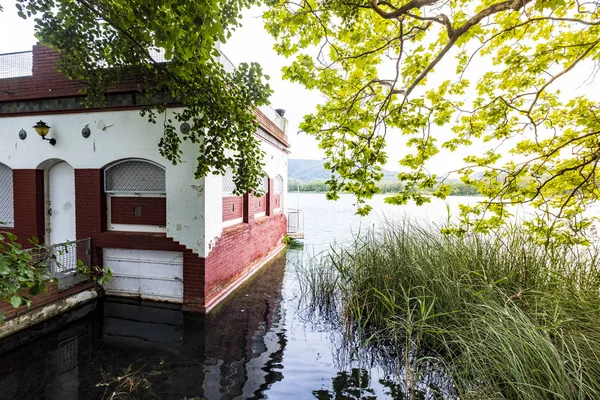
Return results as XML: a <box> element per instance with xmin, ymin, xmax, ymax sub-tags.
<box><xmin>264</xmin><ymin>0</ymin><xmax>600</xmax><ymax>242</ymax></box>
<box><xmin>9</xmin><ymin>0</ymin><xmax>273</xmax><ymax>194</ymax></box>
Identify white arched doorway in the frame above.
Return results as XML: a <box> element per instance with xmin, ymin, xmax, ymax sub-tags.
<box><xmin>47</xmin><ymin>161</ymin><xmax>76</xmax><ymax>245</ymax></box>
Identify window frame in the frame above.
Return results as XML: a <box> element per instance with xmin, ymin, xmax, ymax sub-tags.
<box><xmin>104</xmin><ymin>159</ymin><xmax>166</xmax><ymax>195</ymax></box>
<box><xmin>0</xmin><ymin>163</ymin><xmax>14</xmax><ymax>228</ymax></box>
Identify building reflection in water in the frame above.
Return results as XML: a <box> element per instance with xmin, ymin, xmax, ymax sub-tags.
<box><xmin>0</xmin><ymin>252</ymin><xmax>288</xmax><ymax>400</ymax></box>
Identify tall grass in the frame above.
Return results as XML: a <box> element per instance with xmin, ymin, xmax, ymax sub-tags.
<box><xmin>299</xmin><ymin>220</ymin><xmax>600</xmax><ymax>399</ymax></box>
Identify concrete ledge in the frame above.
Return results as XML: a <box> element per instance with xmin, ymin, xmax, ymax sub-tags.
<box><xmin>0</xmin><ymin>288</ymin><xmax>99</xmax><ymax>340</ymax></box>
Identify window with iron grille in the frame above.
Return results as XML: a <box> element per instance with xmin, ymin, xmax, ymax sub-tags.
<box><xmin>0</xmin><ymin>163</ymin><xmax>14</xmax><ymax>227</ymax></box>
<box><xmin>274</xmin><ymin>175</ymin><xmax>283</xmax><ymax>194</ymax></box>
<box><xmin>223</xmin><ymin>167</ymin><xmax>237</xmax><ymax>195</ymax></box>
<box><xmin>104</xmin><ymin>160</ymin><xmax>165</xmax><ymax>194</ymax></box>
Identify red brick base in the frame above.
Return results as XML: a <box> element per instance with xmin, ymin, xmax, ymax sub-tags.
<box><xmin>183</xmin><ymin>213</ymin><xmax>287</xmax><ymax>311</ymax></box>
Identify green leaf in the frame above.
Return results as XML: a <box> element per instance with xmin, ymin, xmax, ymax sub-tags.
<box><xmin>10</xmin><ymin>296</ymin><xmax>22</xmax><ymax>309</ymax></box>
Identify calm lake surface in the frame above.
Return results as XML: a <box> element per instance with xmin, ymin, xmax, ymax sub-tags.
<box><xmin>0</xmin><ymin>194</ymin><xmax>481</xmax><ymax>400</ymax></box>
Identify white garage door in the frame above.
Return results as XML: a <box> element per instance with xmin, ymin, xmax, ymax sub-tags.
<box><xmin>103</xmin><ymin>249</ymin><xmax>183</xmax><ymax>303</ymax></box>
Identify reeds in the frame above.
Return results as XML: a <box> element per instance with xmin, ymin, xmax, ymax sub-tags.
<box><xmin>299</xmin><ymin>220</ymin><xmax>600</xmax><ymax>399</ymax></box>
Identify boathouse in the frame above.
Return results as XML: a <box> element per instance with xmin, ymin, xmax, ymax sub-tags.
<box><xmin>0</xmin><ymin>45</ymin><xmax>289</xmax><ymax>314</ymax></box>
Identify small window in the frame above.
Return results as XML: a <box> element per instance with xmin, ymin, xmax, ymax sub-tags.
<box><xmin>105</xmin><ymin>160</ymin><xmax>165</xmax><ymax>194</ymax></box>
<box><xmin>0</xmin><ymin>163</ymin><xmax>14</xmax><ymax>227</ymax></box>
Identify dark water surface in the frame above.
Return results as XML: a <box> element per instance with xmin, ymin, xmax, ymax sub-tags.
<box><xmin>0</xmin><ymin>194</ymin><xmax>473</xmax><ymax>400</ymax></box>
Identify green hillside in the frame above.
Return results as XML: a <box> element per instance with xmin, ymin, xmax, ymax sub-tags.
<box><xmin>288</xmin><ymin>159</ymin><xmax>399</xmax><ymax>182</ymax></box>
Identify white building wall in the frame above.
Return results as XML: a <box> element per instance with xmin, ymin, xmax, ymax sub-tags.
<box><xmin>0</xmin><ymin>108</ymin><xmax>288</xmax><ymax>257</ymax></box>
<box><xmin>0</xmin><ymin>109</ymin><xmax>204</xmax><ymax>255</ymax></box>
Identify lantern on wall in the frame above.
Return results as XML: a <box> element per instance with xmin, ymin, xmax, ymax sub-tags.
<box><xmin>33</xmin><ymin>120</ymin><xmax>56</xmax><ymax>146</ymax></box>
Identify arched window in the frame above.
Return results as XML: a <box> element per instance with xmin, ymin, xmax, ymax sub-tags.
<box><xmin>254</xmin><ymin>173</ymin><xmax>269</xmax><ymax>218</ymax></box>
<box><xmin>262</xmin><ymin>173</ymin><xmax>269</xmax><ymax>194</ymax></box>
<box><xmin>0</xmin><ymin>163</ymin><xmax>14</xmax><ymax>227</ymax></box>
<box><xmin>273</xmin><ymin>174</ymin><xmax>283</xmax><ymax>212</ymax></box>
<box><xmin>274</xmin><ymin>175</ymin><xmax>283</xmax><ymax>194</ymax></box>
<box><xmin>104</xmin><ymin>159</ymin><xmax>166</xmax><ymax>232</ymax></box>
<box><xmin>105</xmin><ymin>159</ymin><xmax>165</xmax><ymax>194</ymax></box>
<box><xmin>222</xmin><ymin>167</ymin><xmax>243</xmax><ymax>226</ymax></box>
<box><xmin>222</xmin><ymin>167</ymin><xmax>236</xmax><ymax>195</ymax></box>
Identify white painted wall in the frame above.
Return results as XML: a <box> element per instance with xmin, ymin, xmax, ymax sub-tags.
<box><xmin>0</xmin><ymin>108</ymin><xmax>288</xmax><ymax>257</ymax></box>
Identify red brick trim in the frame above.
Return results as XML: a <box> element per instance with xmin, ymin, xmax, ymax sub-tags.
<box><xmin>222</xmin><ymin>196</ymin><xmax>243</xmax><ymax>222</ymax></box>
<box><xmin>0</xmin><ymin>102</ymin><xmax>186</xmax><ymax>118</ymax></box>
<box><xmin>94</xmin><ymin>231</ymin><xmax>186</xmax><ymax>252</ymax></box>
<box><xmin>110</xmin><ymin>197</ymin><xmax>166</xmax><ymax>226</ymax></box>
<box><xmin>11</xmin><ymin>169</ymin><xmax>45</xmax><ymax>247</ymax></box>
<box><xmin>273</xmin><ymin>194</ymin><xmax>282</xmax><ymax>210</ymax></box>
<box><xmin>254</xmin><ymin>194</ymin><xmax>267</xmax><ymax>215</ymax></box>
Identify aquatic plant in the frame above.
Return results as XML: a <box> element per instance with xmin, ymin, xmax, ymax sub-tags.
<box><xmin>299</xmin><ymin>221</ymin><xmax>600</xmax><ymax>399</ymax></box>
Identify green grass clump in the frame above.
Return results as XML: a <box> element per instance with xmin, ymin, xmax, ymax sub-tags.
<box><xmin>300</xmin><ymin>221</ymin><xmax>600</xmax><ymax>399</ymax></box>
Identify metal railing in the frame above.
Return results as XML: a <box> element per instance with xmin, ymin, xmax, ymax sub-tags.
<box><xmin>287</xmin><ymin>209</ymin><xmax>304</xmax><ymax>234</ymax></box>
<box><xmin>28</xmin><ymin>239</ymin><xmax>92</xmax><ymax>290</ymax></box>
<box><xmin>0</xmin><ymin>51</ymin><xmax>33</xmax><ymax>79</ymax></box>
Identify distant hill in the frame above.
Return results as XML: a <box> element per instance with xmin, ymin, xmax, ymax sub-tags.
<box><xmin>288</xmin><ymin>159</ymin><xmax>399</xmax><ymax>182</ymax></box>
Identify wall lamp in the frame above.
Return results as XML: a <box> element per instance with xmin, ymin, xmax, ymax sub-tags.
<box><xmin>33</xmin><ymin>120</ymin><xmax>56</xmax><ymax>146</ymax></box>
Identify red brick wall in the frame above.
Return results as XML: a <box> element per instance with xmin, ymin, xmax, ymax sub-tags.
<box><xmin>74</xmin><ymin>169</ymin><xmax>106</xmax><ymax>265</ymax></box>
<box><xmin>254</xmin><ymin>194</ymin><xmax>267</xmax><ymax>215</ymax></box>
<box><xmin>183</xmin><ymin>251</ymin><xmax>206</xmax><ymax>308</ymax></box>
<box><xmin>7</xmin><ymin>169</ymin><xmax>45</xmax><ymax>247</ymax></box>
<box><xmin>0</xmin><ymin>45</ymin><xmax>141</xmax><ymax>103</ymax></box>
<box><xmin>110</xmin><ymin>197</ymin><xmax>166</xmax><ymax>226</ymax></box>
<box><xmin>267</xmin><ymin>179</ymin><xmax>274</xmax><ymax>216</ymax></box>
<box><xmin>222</xmin><ymin>196</ymin><xmax>243</xmax><ymax>222</ymax></box>
<box><xmin>273</xmin><ymin>194</ymin><xmax>282</xmax><ymax>210</ymax></box>
<box><xmin>203</xmin><ymin>213</ymin><xmax>287</xmax><ymax>302</ymax></box>
<box><xmin>94</xmin><ymin>231</ymin><xmax>186</xmax><ymax>252</ymax></box>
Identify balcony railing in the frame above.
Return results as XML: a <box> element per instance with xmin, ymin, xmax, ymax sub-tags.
<box><xmin>28</xmin><ymin>239</ymin><xmax>92</xmax><ymax>290</ymax></box>
<box><xmin>0</xmin><ymin>51</ymin><xmax>33</xmax><ymax>79</ymax></box>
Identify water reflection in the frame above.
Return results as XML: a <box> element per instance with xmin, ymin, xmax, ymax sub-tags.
<box><xmin>0</xmin><ymin>193</ymin><xmax>476</xmax><ymax>400</ymax></box>
<box><xmin>0</xmin><ymin>252</ymin><xmax>287</xmax><ymax>400</ymax></box>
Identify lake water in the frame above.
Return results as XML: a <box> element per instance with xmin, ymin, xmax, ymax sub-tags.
<box><xmin>0</xmin><ymin>194</ymin><xmax>483</xmax><ymax>400</ymax></box>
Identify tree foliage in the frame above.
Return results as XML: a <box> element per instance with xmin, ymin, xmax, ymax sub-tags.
<box><xmin>0</xmin><ymin>231</ymin><xmax>49</xmax><ymax>321</ymax></box>
<box><xmin>264</xmin><ymin>0</ymin><xmax>600</xmax><ymax>241</ymax></box>
<box><xmin>10</xmin><ymin>0</ymin><xmax>273</xmax><ymax>194</ymax></box>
